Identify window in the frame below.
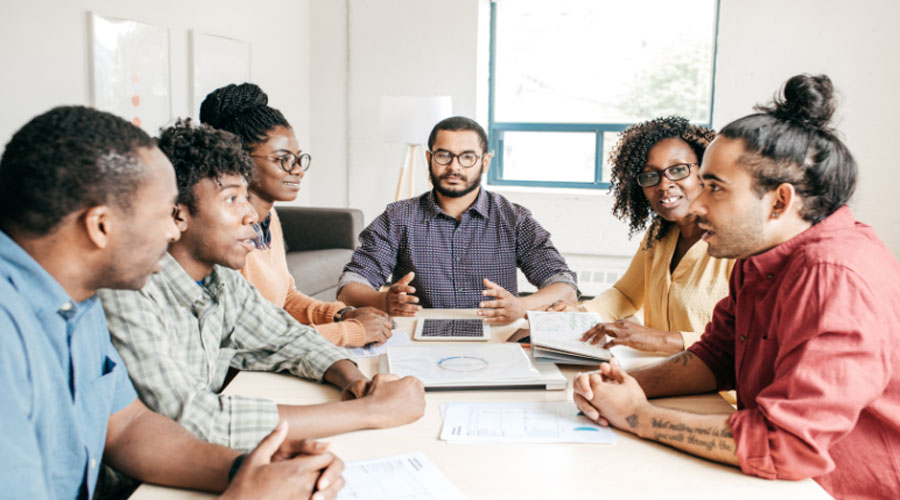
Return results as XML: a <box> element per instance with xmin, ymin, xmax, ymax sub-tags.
<box><xmin>488</xmin><ymin>0</ymin><xmax>719</xmax><ymax>189</ymax></box>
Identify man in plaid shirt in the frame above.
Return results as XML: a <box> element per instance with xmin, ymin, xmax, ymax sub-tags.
<box><xmin>338</xmin><ymin>116</ymin><xmax>577</xmax><ymax>324</ymax></box>
<box><xmin>101</xmin><ymin>120</ymin><xmax>425</xmax><ymax>452</ymax></box>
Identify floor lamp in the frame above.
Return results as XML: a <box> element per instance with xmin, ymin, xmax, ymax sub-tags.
<box><xmin>379</xmin><ymin>96</ymin><xmax>452</xmax><ymax>202</ymax></box>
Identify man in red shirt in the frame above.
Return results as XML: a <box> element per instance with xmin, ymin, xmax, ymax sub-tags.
<box><xmin>574</xmin><ymin>74</ymin><xmax>900</xmax><ymax>499</ymax></box>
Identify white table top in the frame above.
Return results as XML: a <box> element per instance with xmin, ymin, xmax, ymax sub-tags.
<box><xmin>130</xmin><ymin>309</ymin><xmax>830</xmax><ymax>499</ymax></box>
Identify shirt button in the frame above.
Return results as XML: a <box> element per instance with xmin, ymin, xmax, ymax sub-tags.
<box><xmin>455</xmin><ymin>257</ymin><xmax>462</xmax><ymax>263</ymax></box>
<box><xmin>765</xmin><ymin>273</ymin><xmax>774</xmax><ymax>280</ymax></box>
<box><xmin>60</xmin><ymin>302</ymin><xmax>73</xmax><ymax>311</ymax></box>
<box><xmin>739</xmin><ymin>335</ymin><xmax>747</xmax><ymax>342</ymax></box>
<box><xmin>90</xmin><ymin>458</ymin><xmax>97</xmax><ymax>469</ymax></box>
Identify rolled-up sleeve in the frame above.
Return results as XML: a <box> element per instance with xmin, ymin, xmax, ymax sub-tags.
<box><xmin>339</xmin><ymin>211</ymin><xmax>398</xmax><ymax>293</ymax></box>
<box><xmin>725</xmin><ymin>263</ymin><xmax>890</xmax><ymax>480</ymax></box>
<box><xmin>514</xmin><ymin>207</ymin><xmax>576</xmax><ymax>291</ymax></box>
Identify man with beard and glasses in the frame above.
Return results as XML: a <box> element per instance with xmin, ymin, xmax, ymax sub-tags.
<box><xmin>338</xmin><ymin>116</ymin><xmax>576</xmax><ymax>324</ymax></box>
<box><xmin>571</xmin><ymin>74</ymin><xmax>900</xmax><ymax>499</ymax></box>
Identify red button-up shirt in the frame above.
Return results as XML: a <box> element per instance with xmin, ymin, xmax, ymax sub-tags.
<box><xmin>689</xmin><ymin>206</ymin><xmax>900</xmax><ymax>499</ymax></box>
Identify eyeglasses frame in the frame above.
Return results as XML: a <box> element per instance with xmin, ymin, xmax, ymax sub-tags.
<box><xmin>636</xmin><ymin>162</ymin><xmax>699</xmax><ymax>187</ymax></box>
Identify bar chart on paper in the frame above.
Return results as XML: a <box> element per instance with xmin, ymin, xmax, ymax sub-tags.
<box><xmin>336</xmin><ymin>452</ymin><xmax>467</xmax><ymax>500</ymax></box>
<box><xmin>439</xmin><ymin>401</ymin><xmax>615</xmax><ymax>444</ymax></box>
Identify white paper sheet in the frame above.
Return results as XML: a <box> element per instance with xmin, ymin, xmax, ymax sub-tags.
<box><xmin>336</xmin><ymin>452</ymin><xmax>467</xmax><ymax>500</ymax></box>
<box><xmin>386</xmin><ymin>344</ymin><xmax>540</xmax><ymax>386</ymax></box>
<box><xmin>439</xmin><ymin>401</ymin><xmax>616</xmax><ymax>444</ymax></box>
<box><xmin>348</xmin><ymin>329</ymin><xmax>412</xmax><ymax>358</ymax></box>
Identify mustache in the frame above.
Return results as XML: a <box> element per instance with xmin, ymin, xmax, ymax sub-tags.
<box><xmin>695</xmin><ymin>216</ymin><xmax>711</xmax><ymax>226</ymax></box>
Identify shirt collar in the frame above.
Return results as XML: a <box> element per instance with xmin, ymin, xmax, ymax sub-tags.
<box><xmin>158</xmin><ymin>252</ymin><xmax>227</xmax><ymax>306</ymax></box>
<box><xmin>252</xmin><ymin>211</ymin><xmax>273</xmax><ymax>250</ymax></box>
<box><xmin>0</xmin><ymin>230</ymin><xmax>84</xmax><ymax>319</ymax></box>
<box><xmin>744</xmin><ymin>205</ymin><xmax>856</xmax><ymax>277</ymax></box>
<box><xmin>424</xmin><ymin>188</ymin><xmax>490</xmax><ymax>219</ymax></box>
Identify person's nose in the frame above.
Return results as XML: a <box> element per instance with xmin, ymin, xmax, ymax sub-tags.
<box><xmin>688</xmin><ymin>190</ymin><xmax>707</xmax><ymax>217</ymax></box>
<box><xmin>240</xmin><ymin>198</ymin><xmax>259</xmax><ymax>226</ymax></box>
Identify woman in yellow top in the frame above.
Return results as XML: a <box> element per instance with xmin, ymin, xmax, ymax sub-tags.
<box><xmin>549</xmin><ymin>116</ymin><xmax>733</xmax><ymax>354</ymax></box>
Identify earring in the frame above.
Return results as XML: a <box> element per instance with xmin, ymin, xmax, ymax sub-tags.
<box><xmin>771</xmin><ymin>211</ymin><xmax>781</xmax><ymax>218</ymax></box>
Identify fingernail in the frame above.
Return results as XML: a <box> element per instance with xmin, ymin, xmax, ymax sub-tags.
<box><xmin>319</xmin><ymin>478</ymin><xmax>330</xmax><ymax>490</ymax></box>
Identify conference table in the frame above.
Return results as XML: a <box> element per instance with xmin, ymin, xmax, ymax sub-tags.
<box><xmin>130</xmin><ymin>309</ymin><xmax>830</xmax><ymax>500</ymax></box>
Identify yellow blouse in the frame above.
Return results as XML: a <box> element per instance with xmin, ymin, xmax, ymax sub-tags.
<box><xmin>581</xmin><ymin>226</ymin><xmax>734</xmax><ymax>348</ymax></box>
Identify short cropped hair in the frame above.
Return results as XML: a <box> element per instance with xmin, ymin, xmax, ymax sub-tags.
<box><xmin>156</xmin><ymin>119</ymin><xmax>254</xmax><ymax>215</ymax></box>
<box><xmin>720</xmin><ymin>74</ymin><xmax>856</xmax><ymax>224</ymax></box>
<box><xmin>0</xmin><ymin>105</ymin><xmax>154</xmax><ymax>235</ymax></box>
<box><xmin>427</xmin><ymin>116</ymin><xmax>489</xmax><ymax>154</ymax></box>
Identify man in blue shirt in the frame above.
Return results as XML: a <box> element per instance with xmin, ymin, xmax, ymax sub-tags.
<box><xmin>0</xmin><ymin>106</ymin><xmax>344</xmax><ymax>499</ymax></box>
<box><xmin>338</xmin><ymin>116</ymin><xmax>577</xmax><ymax>324</ymax></box>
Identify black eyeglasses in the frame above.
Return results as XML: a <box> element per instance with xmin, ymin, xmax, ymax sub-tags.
<box><xmin>429</xmin><ymin>150</ymin><xmax>483</xmax><ymax>169</ymax></box>
<box><xmin>636</xmin><ymin>163</ymin><xmax>698</xmax><ymax>187</ymax></box>
<box><xmin>251</xmin><ymin>151</ymin><xmax>312</xmax><ymax>173</ymax></box>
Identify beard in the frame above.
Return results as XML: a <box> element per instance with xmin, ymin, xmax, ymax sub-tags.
<box><xmin>429</xmin><ymin>162</ymin><xmax>484</xmax><ymax>198</ymax></box>
<box><xmin>699</xmin><ymin>202</ymin><xmax>768</xmax><ymax>259</ymax></box>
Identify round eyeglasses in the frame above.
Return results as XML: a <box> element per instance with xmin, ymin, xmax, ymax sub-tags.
<box><xmin>251</xmin><ymin>151</ymin><xmax>312</xmax><ymax>173</ymax></box>
<box><xmin>636</xmin><ymin>163</ymin><xmax>698</xmax><ymax>187</ymax></box>
<box><xmin>429</xmin><ymin>150</ymin><xmax>483</xmax><ymax>169</ymax></box>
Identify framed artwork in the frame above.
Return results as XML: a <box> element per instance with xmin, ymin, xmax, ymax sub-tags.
<box><xmin>190</xmin><ymin>32</ymin><xmax>251</xmax><ymax>118</ymax></box>
<box><xmin>90</xmin><ymin>13</ymin><xmax>171</xmax><ymax>134</ymax></box>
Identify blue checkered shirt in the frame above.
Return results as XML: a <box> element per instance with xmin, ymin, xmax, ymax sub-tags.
<box><xmin>339</xmin><ymin>189</ymin><xmax>576</xmax><ymax>308</ymax></box>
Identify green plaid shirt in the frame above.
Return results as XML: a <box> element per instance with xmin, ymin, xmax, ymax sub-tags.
<box><xmin>100</xmin><ymin>253</ymin><xmax>352</xmax><ymax>451</ymax></box>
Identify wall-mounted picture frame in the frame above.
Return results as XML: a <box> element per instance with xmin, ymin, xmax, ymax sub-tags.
<box><xmin>190</xmin><ymin>32</ymin><xmax>251</xmax><ymax>118</ymax></box>
<box><xmin>90</xmin><ymin>13</ymin><xmax>171</xmax><ymax>134</ymax></box>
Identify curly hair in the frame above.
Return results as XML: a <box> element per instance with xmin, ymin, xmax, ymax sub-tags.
<box><xmin>156</xmin><ymin>118</ymin><xmax>254</xmax><ymax>215</ymax></box>
<box><xmin>608</xmin><ymin>116</ymin><xmax>715</xmax><ymax>248</ymax></box>
<box><xmin>0</xmin><ymin>106</ymin><xmax>154</xmax><ymax>235</ymax></box>
<box><xmin>720</xmin><ymin>74</ymin><xmax>855</xmax><ymax>224</ymax></box>
<box><xmin>199</xmin><ymin>83</ymin><xmax>291</xmax><ymax>149</ymax></box>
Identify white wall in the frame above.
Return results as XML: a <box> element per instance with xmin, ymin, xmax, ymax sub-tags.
<box><xmin>713</xmin><ymin>0</ymin><xmax>900</xmax><ymax>257</ymax></box>
<box><xmin>0</xmin><ymin>0</ymin><xmax>314</xmax><ymax>206</ymax></box>
<box><xmin>307</xmin><ymin>0</ymin><xmax>900</xmax><ymax>289</ymax></box>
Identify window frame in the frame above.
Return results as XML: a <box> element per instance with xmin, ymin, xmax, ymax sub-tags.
<box><xmin>486</xmin><ymin>0</ymin><xmax>721</xmax><ymax>190</ymax></box>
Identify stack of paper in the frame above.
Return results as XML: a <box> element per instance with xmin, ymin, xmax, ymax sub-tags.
<box><xmin>337</xmin><ymin>452</ymin><xmax>466</xmax><ymax>500</ymax></box>
<box><xmin>527</xmin><ymin>310</ymin><xmax>612</xmax><ymax>365</ymax></box>
<box><xmin>383</xmin><ymin>344</ymin><xmax>566</xmax><ymax>390</ymax></box>
<box><xmin>440</xmin><ymin>401</ymin><xmax>615</xmax><ymax>444</ymax></box>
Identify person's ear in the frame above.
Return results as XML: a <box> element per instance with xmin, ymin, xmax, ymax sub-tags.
<box><xmin>769</xmin><ymin>182</ymin><xmax>798</xmax><ymax>219</ymax></box>
<box><xmin>424</xmin><ymin>149</ymin><xmax>433</xmax><ymax>167</ymax></box>
<box><xmin>481</xmin><ymin>152</ymin><xmax>492</xmax><ymax>175</ymax></box>
<box><xmin>83</xmin><ymin>205</ymin><xmax>113</xmax><ymax>249</ymax></box>
<box><xmin>174</xmin><ymin>203</ymin><xmax>189</xmax><ymax>232</ymax></box>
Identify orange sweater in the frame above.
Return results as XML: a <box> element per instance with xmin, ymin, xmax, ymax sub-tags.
<box><xmin>241</xmin><ymin>209</ymin><xmax>367</xmax><ymax>347</ymax></box>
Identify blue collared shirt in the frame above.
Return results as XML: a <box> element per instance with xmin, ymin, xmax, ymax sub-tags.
<box><xmin>0</xmin><ymin>230</ymin><xmax>137</xmax><ymax>499</ymax></box>
<box><xmin>338</xmin><ymin>189</ymin><xmax>577</xmax><ymax>308</ymax></box>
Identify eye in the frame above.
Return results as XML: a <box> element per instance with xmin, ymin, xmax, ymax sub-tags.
<box><xmin>435</xmin><ymin>151</ymin><xmax>452</xmax><ymax>160</ymax></box>
<box><xmin>460</xmin><ymin>153</ymin><xmax>477</xmax><ymax>162</ymax></box>
<box><xmin>707</xmin><ymin>183</ymin><xmax>721</xmax><ymax>193</ymax></box>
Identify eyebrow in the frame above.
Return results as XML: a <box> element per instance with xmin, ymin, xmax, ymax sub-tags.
<box><xmin>700</xmin><ymin>172</ymin><xmax>727</xmax><ymax>183</ymax></box>
<box><xmin>435</xmin><ymin>148</ymin><xmax>478</xmax><ymax>154</ymax></box>
<box><xmin>217</xmin><ymin>182</ymin><xmax>245</xmax><ymax>191</ymax></box>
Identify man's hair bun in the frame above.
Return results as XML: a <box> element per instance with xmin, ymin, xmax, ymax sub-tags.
<box><xmin>759</xmin><ymin>74</ymin><xmax>835</xmax><ymax>130</ymax></box>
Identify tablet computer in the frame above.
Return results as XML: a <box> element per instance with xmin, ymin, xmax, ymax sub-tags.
<box><xmin>413</xmin><ymin>318</ymin><xmax>491</xmax><ymax>341</ymax></box>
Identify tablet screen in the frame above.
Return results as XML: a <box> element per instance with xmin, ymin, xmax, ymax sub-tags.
<box><xmin>420</xmin><ymin>319</ymin><xmax>486</xmax><ymax>338</ymax></box>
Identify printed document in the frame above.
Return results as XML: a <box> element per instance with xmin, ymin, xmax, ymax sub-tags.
<box><xmin>527</xmin><ymin>310</ymin><xmax>612</xmax><ymax>363</ymax></box>
<box><xmin>440</xmin><ymin>401</ymin><xmax>615</xmax><ymax>444</ymax></box>
<box><xmin>336</xmin><ymin>452</ymin><xmax>467</xmax><ymax>500</ymax></box>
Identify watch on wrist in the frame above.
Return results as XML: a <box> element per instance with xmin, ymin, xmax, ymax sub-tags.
<box><xmin>334</xmin><ymin>306</ymin><xmax>356</xmax><ymax>322</ymax></box>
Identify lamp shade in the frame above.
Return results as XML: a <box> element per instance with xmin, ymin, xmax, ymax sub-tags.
<box><xmin>379</xmin><ymin>96</ymin><xmax>452</xmax><ymax>145</ymax></box>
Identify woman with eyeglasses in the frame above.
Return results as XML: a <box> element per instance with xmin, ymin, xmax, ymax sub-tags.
<box><xmin>201</xmin><ymin>83</ymin><xmax>393</xmax><ymax>347</ymax></box>
<box><xmin>548</xmin><ymin>116</ymin><xmax>734</xmax><ymax>354</ymax></box>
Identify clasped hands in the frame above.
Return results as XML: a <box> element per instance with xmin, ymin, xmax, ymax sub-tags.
<box><xmin>223</xmin><ymin>421</ymin><xmax>343</xmax><ymax>500</ymax></box>
<box><xmin>385</xmin><ymin>272</ymin><xmax>526</xmax><ymax>325</ymax></box>
<box><xmin>572</xmin><ymin>359</ymin><xmax>649</xmax><ymax>435</ymax></box>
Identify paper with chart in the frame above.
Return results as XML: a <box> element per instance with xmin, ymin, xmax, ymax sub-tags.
<box><xmin>439</xmin><ymin>401</ymin><xmax>615</xmax><ymax>444</ymax></box>
<box><xmin>527</xmin><ymin>310</ymin><xmax>612</xmax><ymax>363</ymax></box>
<box><xmin>336</xmin><ymin>452</ymin><xmax>467</xmax><ymax>500</ymax></box>
<box><xmin>348</xmin><ymin>329</ymin><xmax>412</xmax><ymax>358</ymax></box>
<box><xmin>386</xmin><ymin>344</ymin><xmax>540</xmax><ymax>387</ymax></box>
